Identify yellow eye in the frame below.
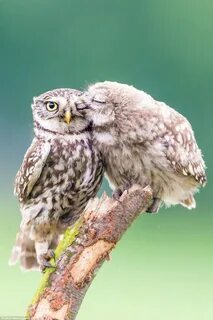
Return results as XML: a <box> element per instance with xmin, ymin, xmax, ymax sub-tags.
<box><xmin>46</xmin><ymin>101</ymin><xmax>59</xmax><ymax>112</ymax></box>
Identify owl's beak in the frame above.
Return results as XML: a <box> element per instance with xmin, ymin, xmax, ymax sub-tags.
<box><xmin>64</xmin><ymin>110</ymin><xmax>72</xmax><ymax>124</ymax></box>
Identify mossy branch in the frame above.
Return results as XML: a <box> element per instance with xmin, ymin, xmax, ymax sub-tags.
<box><xmin>28</xmin><ymin>218</ymin><xmax>83</xmax><ymax>309</ymax></box>
<box><xmin>27</xmin><ymin>185</ymin><xmax>153</xmax><ymax>320</ymax></box>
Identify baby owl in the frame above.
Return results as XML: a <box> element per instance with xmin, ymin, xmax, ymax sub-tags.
<box><xmin>76</xmin><ymin>81</ymin><xmax>206</xmax><ymax>212</ymax></box>
<box><xmin>10</xmin><ymin>88</ymin><xmax>103</xmax><ymax>270</ymax></box>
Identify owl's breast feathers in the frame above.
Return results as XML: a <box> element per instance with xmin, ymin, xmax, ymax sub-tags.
<box><xmin>15</xmin><ymin>136</ymin><xmax>104</xmax><ymax>211</ymax></box>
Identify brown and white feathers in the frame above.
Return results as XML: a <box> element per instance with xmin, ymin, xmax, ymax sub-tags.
<box><xmin>10</xmin><ymin>88</ymin><xmax>104</xmax><ymax>270</ymax></box>
<box><xmin>76</xmin><ymin>81</ymin><xmax>206</xmax><ymax>211</ymax></box>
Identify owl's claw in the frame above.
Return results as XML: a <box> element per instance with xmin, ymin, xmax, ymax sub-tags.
<box><xmin>146</xmin><ymin>197</ymin><xmax>162</xmax><ymax>214</ymax></box>
<box><xmin>41</xmin><ymin>261</ymin><xmax>52</xmax><ymax>272</ymax></box>
<box><xmin>112</xmin><ymin>188</ymin><xmax>123</xmax><ymax>201</ymax></box>
<box><xmin>46</xmin><ymin>249</ymin><xmax>55</xmax><ymax>259</ymax></box>
<box><xmin>40</xmin><ymin>249</ymin><xmax>56</xmax><ymax>272</ymax></box>
<box><xmin>112</xmin><ymin>182</ymin><xmax>131</xmax><ymax>201</ymax></box>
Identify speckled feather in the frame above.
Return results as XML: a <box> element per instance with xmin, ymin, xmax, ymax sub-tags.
<box><xmin>78</xmin><ymin>81</ymin><xmax>206</xmax><ymax>210</ymax></box>
<box><xmin>14</xmin><ymin>139</ymin><xmax>51</xmax><ymax>202</ymax></box>
<box><xmin>10</xmin><ymin>89</ymin><xmax>104</xmax><ymax>270</ymax></box>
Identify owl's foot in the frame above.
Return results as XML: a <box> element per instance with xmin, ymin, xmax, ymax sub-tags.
<box><xmin>40</xmin><ymin>249</ymin><xmax>56</xmax><ymax>272</ymax></box>
<box><xmin>146</xmin><ymin>197</ymin><xmax>162</xmax><ymax>214</ymax></box>
<box><xmin>112</xmin><ymin>188</ymin><xmax>123</xmax><ymax>201</ymax></box>
<box><xmin>112</xmin><ymin>182</ymin><xmax>131</xmax><ymax>201</ymax></box>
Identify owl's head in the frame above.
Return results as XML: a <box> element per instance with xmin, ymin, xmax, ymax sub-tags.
<box><xmin>32</xmin><ymin>88</ymin><xmax>90</xmax><ymax>134</ymax></box>
<box><xmin>76</xmin><ymin>81</ymin><xmax>142</xmax><ymax>127</ymax></box>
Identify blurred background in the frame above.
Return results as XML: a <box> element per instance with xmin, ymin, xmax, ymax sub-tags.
<box><xmin>0</xmin><ymin>0</ymin><xmax>212</xmax><ymax>319</ymax></box>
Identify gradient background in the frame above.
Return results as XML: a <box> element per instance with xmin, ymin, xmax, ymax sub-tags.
<box><xmin>0</xmin><ymin>0</ymin><xmax>212</xmax><ymax>319</ymax></box>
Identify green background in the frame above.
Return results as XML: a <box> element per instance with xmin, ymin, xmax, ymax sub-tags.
<box><xmin>0</xmin><ymin>0</ymin><xmax>212</xmax><ymax>319</ymax></box>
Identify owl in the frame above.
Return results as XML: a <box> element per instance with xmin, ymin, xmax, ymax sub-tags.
<box><xmin>75</xmin><ymin>81</ymin><xmax>206</xmax><ymax>212</ymax></box>
<box><xmin>10</xmin><ymin>88</ymin><xmax>104</xmax><ymax>270</ymax></box>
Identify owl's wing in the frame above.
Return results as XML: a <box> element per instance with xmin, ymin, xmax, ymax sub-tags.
<box><xmin>131</xmin><ymin>100</ymin><xmax>206</xmax><ymax>186</ymax></box>
<box><xmin>161</xmin><ymin>116</ymin><xmax>207</xmax><ymax>186</ymax></box>
<box><xmin>14</xmin><ymin>138</ymin><xmax>51</xmax><ymax>202</ymax></box>
<box><xmin>164</xmin><ymin>137</ymin><xmax>206</xmax><ymax>186</ymax></box>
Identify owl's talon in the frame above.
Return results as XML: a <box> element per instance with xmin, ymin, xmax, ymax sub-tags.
<box><xmin>41</xmin><ymin>261</ymin><xmax>52</xmax><ymax>272</ymax></box>
<box><xmin>46</xmin><ymin>249</ymin><xmax>55</xmax><ymax>259</ymax></box>
<box><xmin>146</xmin><ymin>197</ymin><xmax>162</xmax><ymax>214</ymax></box>
<box><xmin>112</xmin><ymin>182</ymin><xmax>131</xmax><ymax>201</ymax></box>
<box><xmin>41</xmin><ymin>260</ymin><xmax>56</xmax><ymax>272</ymax></box>
<box><xmin>112</xmin><ymin>188</ymin><xmax>123</xmax><ymax>201</ymax></box>
<box><xmin>40</xmin><ymin>249</ymin><xmax>56</xmax><ymax>272</ymax></box>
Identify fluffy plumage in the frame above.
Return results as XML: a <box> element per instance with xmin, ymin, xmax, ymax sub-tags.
<box><xmin>10</xmin><ymin>88</ymin><xmax>103</xmax><ymax>270</ymax></box>
<box><xmin>76</xmin><ymin>81</ymin><xmax>206</xmax><ymax>211</ymax></box>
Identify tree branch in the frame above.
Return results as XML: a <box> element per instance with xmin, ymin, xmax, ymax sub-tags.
<box><xmin>27</xmin><ymin>185</ymin><xmax>153</xmax><ymax>320</ymax></box>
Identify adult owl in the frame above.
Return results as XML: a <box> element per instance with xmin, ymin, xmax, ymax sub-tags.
<box><xmin>10</xmin><ymin>88</ymin><xmax>104</xmax><ymax>270</ymax></box>
<box><xmin>76</xmin><ymin>81</ymin><xmax>206</xmax><ymax>212</ymax></box>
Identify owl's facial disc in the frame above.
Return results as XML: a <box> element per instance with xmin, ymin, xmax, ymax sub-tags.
<box><xmin>75</xmin><ymin>91</ymin><xmax>115</xmax><ymax>128</ymax></box>
<box><xmin>44</xmin><ymin>99</ymin><xmax>73</xmax><ymax>125</ymax></box>
<box><xmin>33</xmin><ymin>92</ymin><xmax>90</xmax><ymax>134</ymax></box>
<box><xmin>44</xmin><ymin>100</ymin><xmax>71</xmax><ymax>124</ymax></box>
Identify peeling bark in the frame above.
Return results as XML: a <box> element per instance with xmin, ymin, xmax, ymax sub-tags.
<box><xmin>27</xmin><ymin>185</ymin><xmax>153</xmax><ymax>320</ymax></box>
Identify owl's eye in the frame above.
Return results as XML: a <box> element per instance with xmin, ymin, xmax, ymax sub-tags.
<box><xmin>92</xmin><ymin>94</ymin><xmax>106</xmax><ymax>104</ymax></box>
<box><xmin>46</xmin><ymin>101</ymin><xmax>59</xmax><ymax>112</ymax></box>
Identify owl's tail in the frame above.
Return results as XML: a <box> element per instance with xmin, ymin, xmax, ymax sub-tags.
<box><xmin>9</xmin><ymin>231</ymin><xmax>39</xmax><ymax>270</ymax></box>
